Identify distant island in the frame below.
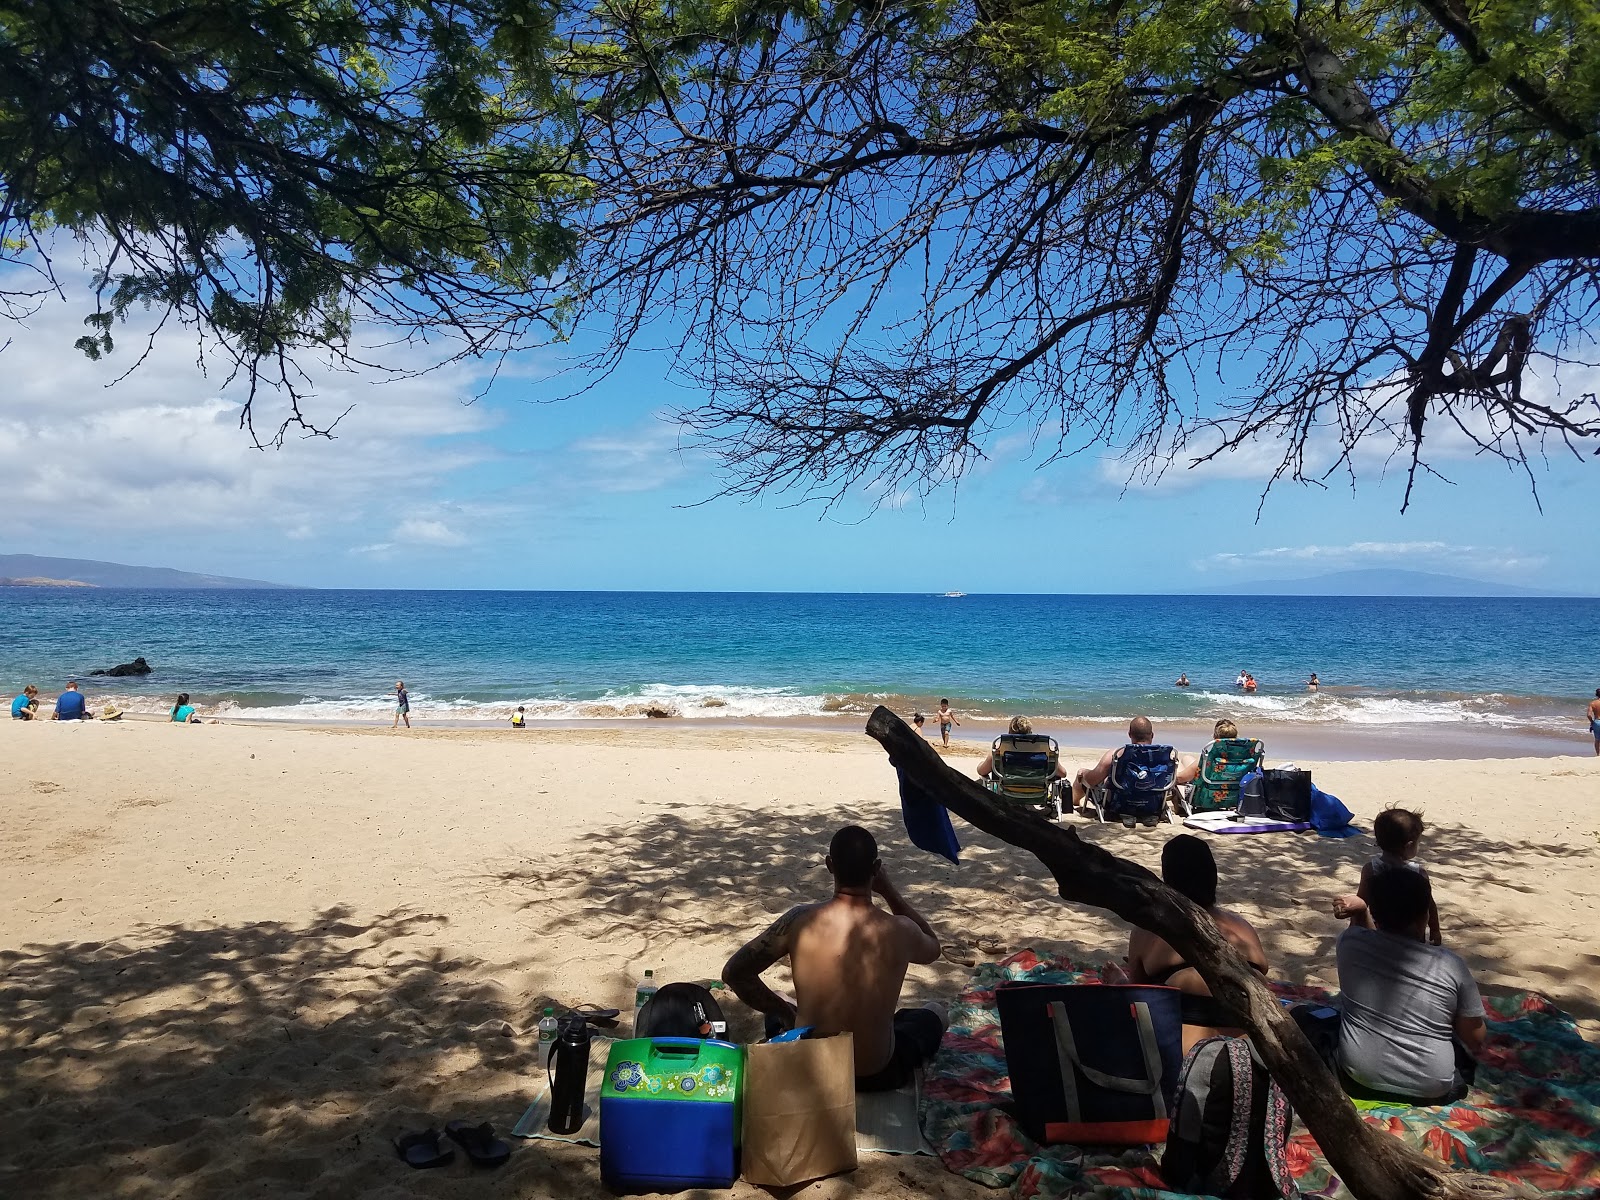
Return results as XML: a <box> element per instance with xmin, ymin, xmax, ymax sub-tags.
<box><xmin>0</xmin><ymin>554</ymin><xmax>292</xmax><ymax>590</ymax></box>
<box><xmin>1189</xmin><ymin>568</ymin><xmax>1567</xmax><ymax>598</ymax></box>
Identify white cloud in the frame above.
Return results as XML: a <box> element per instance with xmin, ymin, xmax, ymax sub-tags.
<box><xmin>1198</xmin><ymin>540</ymin><xmax>1547</xmax><ymax>577</ymax></box>
<box><xmin>0</xmin><ymin>281</ymin><xmax>510</xmax><ymax>560</ymax></box>
<box><xmin>393</xmin><ymin>518</ymin><xmax>468</xmax><ymax>547</ymax></box>
<box><xmin>565</xmin><ymin>422</ymin><xmax>692</xmax><ymax>494</ymax></box>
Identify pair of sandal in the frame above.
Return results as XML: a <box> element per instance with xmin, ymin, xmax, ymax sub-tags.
<box><xmin>394</xmin><ymin>1121</ymin><xmax>510</xmax><ymax>1169</ymax></box>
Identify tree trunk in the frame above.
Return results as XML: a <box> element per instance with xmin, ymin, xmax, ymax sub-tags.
<box><xmin>865</xmin><ymin>706</ymin><xmax>1525</xmax><ymax>1200</ymax></box>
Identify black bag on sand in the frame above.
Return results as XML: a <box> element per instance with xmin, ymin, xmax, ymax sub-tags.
<box><xmin>1161</xmin><ymin>1036</ymin><xmax>1298</xmax><ymax>1199</ymax></box>
<box><xmin>1260</xmin><ymin>769</ymin><xmax>1312</xmax><ymax>822</ymax></box>
<box><xmin>635</xmin><ymin>982</ymin><xmax>727</xmax><ymax>1039</ymax></box>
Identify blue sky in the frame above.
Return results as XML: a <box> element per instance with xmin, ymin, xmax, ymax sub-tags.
<box><xmin>1</xmin><ymin>288</ymin><xmax>1595</xmax><ymax>593</ymax></box>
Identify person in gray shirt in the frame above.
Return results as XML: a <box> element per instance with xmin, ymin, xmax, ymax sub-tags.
<box><xmin>1335</xmin><ymin>867</ymin><xmax>1487</xmax><ymax>1103</ymax></box>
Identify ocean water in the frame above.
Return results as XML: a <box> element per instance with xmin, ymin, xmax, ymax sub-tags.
<box><xmin>1</xmin><ymin>589</ymin><xmax>1595</xmax><ymax>739</ymax></box>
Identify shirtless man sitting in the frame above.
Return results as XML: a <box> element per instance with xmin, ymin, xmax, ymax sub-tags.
<box><xmin>721</xmin><ymin>825</ymin><xmax>945</xmax><ymax>1091</ymax></box>
<box><xmin>1071</xmin><ymin>716</ymin><xmax>1199</xmax><ymax>826</ymax></box>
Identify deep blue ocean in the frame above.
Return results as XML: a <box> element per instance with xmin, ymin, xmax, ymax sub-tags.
<box><xmin>0</xmin><ymin>589</ymin><xmax>1594</xmax><ymax>738</ymax></box>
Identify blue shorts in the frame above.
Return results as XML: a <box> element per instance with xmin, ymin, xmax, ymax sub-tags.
<box><xmin>1591</xmin><ymin>718</ymin><xmax>1600</xmax><ymax>740</ymax></box>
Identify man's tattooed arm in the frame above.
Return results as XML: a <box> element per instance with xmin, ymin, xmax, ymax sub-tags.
<box><xmin>720</xmin><ymin>904</ymin><xmax>813</xmax><ymax>1025</ymax></box>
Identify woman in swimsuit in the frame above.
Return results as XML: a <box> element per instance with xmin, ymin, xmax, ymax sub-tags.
<box><xmin>1124</xmin><ymin>835</ymin><xmax>1270</xmax><ymax>1050</ymax></box>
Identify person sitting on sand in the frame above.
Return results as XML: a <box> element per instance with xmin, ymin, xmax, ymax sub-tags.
<box><xmin>170</xmin><ymin>693</ymin><xmax>203</xmax><ymax>724</ymax></box>
<box><xmin>52</xmin><ymin>681</ymin><xmax>91</xmax><ymax>721</ymax></box>
<box><xmin>11</xmin><ymin>684</ymin><xmax>40</xmax><ymax>720</ymax></box>
<box><xmin>975</xmin><ymin>715</ymin><xmax>1069</xmax><ymax>780</ymax></box>
<box><xmin>721</xmin><ymin>825</ymin><xmax>945</xmax><ymax>1091</ymax></box>
<box><xmin>1071</xmin><ymin>716</ymin><xmax>1199</xmax><ymax>824</ymax></box>
<box><xmin>1124</xmin><ymin>834</ymin><xmax>1269</xmax><ymax>1050</ymax></box>
<box><xmin>1333</xmin><ymin>807</ymin><xmax>1441</xmax><ymax>945</ymax></box>
<box><xmin>1333</xmin><ymin>867</ymin><xmax>1485</xmax><ymax>1105</ymax></box>
<box><xmin>511</xmin><ymin>706</ymin><xmax>527</xmax><ymax>728</ymax></box>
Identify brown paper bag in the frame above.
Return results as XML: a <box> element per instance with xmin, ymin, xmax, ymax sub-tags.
<box><xmin>741</xmin><ymin>1032</ymin><xmax>858</xmax><ymax>1186</ymax></box>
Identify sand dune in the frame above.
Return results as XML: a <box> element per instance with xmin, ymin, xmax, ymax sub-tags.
<box><xmin>3</xmin><ymin>718</ymin><xmax>1597</xmax><ymax>1199</ymax></box>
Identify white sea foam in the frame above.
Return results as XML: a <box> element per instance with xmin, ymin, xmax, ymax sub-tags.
<box><xmin>1183</xmin><ymin>689</ymin><xmax>1559</xmax><ymax>729</ymax></box>
<box><xmin>84</xmin><ymin>683</ymin><xmax>850</xmax><ymax>723</ymax></box>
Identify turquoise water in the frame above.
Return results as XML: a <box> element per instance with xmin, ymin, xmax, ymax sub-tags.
<box><xmin>0</xmin><ymin>589</ymin><xmax>1594</xmax><ymax>735</ymax></box>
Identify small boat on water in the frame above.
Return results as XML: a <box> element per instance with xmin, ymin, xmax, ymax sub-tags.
<box><xmin>941</xmin><ymin>591</ymin><xmax>966</xmax><ymax>598</ymax></box>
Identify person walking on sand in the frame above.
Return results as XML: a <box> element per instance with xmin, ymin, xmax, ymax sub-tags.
<box><xmin>1589</xmin><ymin>688</ymin><xmax>1600</xmax><ymax>756</ymax></box>
<box><xmin>392</xmin><ymin>681</ymin><xmax>411</xmax><ymax>730</ymax></box>
<box><xmin>936</xmin><ymin>699</ymin><xmax>960</xmax><ymax>747</ymax></box>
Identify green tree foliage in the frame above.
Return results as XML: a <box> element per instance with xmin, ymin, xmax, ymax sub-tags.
<box><xmin>0</xmin><ymin>0</ymin><xmax>581</xmax><ymax>440</ymax></box>
<box><xmin>564</xmin><ymin>0</ymin><xmax>1600</xmax><ymax>503</ymax></box>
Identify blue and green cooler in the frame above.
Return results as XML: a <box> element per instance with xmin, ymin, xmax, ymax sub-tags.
<box><xmin>599</xmin><ymin>1036</ymin><xmax>744</xmax><ymax>1192</ymax></box>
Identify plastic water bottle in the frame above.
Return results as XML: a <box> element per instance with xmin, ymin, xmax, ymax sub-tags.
<box><xmin>635</xmin><ymin>969</ymin><xmax>658</xmax><ymax>1015</ymax></box>
<box><xmin>537</xmin><ymin>1006</ymin><xmax>559</xmax><ymax>1063</ymax></box>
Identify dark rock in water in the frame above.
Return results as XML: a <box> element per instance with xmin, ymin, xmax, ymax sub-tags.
<box><xmin>643</xmin><ymin>704</ymin><xmax>679</xmax><ymax>718</ymax></box>
<box><xmin>91</xmin><ymin>656</ymin><xmax>153</xmax><ymax>677</ymax></box>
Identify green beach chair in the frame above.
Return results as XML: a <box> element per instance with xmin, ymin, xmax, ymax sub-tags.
<box><xmin>1190</xmin><ymin>737</ymin><xmax>1266</xmax><ymax>813</ymax></box>
<box><xmin>983</xmin><ymin>733</ymin><xmax>1069</xmax><ymax>819</ymax></box>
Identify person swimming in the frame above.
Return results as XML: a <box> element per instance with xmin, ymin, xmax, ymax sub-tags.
<box><xmin>1174</xmin><ymin>673</ymin><xmax>1190</xmax><ymax>688</ymax></box>
<box><xmin>1308</xmin><ymin>673</ymin><xmax>1320</xmax><ymax>691</ymax></box>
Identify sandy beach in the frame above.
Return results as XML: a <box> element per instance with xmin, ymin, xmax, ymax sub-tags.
<box><xmin>4</xmin><ymin>717</ymin><xmax>1599</xmax><ymax>1200</ymax></box>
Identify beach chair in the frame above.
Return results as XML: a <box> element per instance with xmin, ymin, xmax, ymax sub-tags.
<box><xmin>983</xmin><ymin>733</ymin><xmax>1070</xmax><ymax>819</ymax></box>
<box><xmin>1189</xmin><ymin>737</ymin><xmax>1265</xmax><ymax>813</ymax></box>
<box><xmin>1082</xmin><ymin>744</ymin><xmax>1180</xmax><ymax>826</ymax></box>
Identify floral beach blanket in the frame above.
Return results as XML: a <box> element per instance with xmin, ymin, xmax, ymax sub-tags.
<box><xmin>923</xmin><ymin>951</ymin><xmax>1600</xmax><ymax>1198</ymax></box>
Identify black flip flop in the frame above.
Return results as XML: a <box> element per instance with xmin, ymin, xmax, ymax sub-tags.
<box><xmin>445</xmin><ymin>1120</ymin><xmax>511</xmax><ymax>1168</ymax></box>
<box><xmin>394</xmin><ymin>1128</ymin><xmax>454</xmax><ymax>1169</ymax></box>
<box><xmin>567</xmin><ymin>1003</ymin><xmax>620</xmax><ymax>1025</ymax></box>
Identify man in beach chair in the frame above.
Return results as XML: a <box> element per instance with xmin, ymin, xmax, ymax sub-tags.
<box><xmin>976</xmin><ymin>716</ymin><xmax>1071</xmax><ymax>819</ymax></box>
<box><xmin>1072</xmin><ymin>716</ymin><xmax>1190</xmax><ymax>828</ymax></box>
<box><xmin>1189</xmin><ymin>719</ymin><xmax>1266</xmax><ymax>813</ymax></box>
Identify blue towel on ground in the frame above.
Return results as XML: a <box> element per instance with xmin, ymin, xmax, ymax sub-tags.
<box><xmin>896</xmin><ymin>768</ymin><xmax>961</xmax><ymax>864</ymax></box>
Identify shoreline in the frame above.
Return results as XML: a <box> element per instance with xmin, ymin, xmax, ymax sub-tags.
<box><xmin>103</xmin><ymin>708</ymin><xmax>1592</xmax><ymax>762</ymax></box>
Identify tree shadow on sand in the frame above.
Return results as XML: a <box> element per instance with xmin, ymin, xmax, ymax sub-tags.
<box><xmin>488</xmin><ymin>798</ymin><xmax>1600</xmax><ymax>1030</ymax></box>
<box><xmin>0</xmin><ymin>908</ymin><xmax>590</xmax><ymax>1200</ymax></box>
<box><xmin>0</xmin><ymin>903</ymin><xmax>986</xmax><ymax>1200</ymax></box>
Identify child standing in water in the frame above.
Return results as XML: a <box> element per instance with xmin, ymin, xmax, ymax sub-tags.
<box><xmin>936</xmin><ymin>699</ymin><xmax>960</xmax><ymax>748</ymax></box>
<box><xmin>1334</xmin><ymin>807</ymin><xmax>1442</xmax><ymax>945</ymax></box>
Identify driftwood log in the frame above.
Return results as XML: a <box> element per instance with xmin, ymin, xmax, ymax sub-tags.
<box><xmin>865</xmin><ymin>706</ymin><xmax>1523</xmax><ymax>1200</ymax></box>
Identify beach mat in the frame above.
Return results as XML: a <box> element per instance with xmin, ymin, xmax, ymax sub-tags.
<box><xmin>1183</xmin><ymin>810</ymin><xmax>1312</xmax><ymax>835</ymax></box>
<box><xmin>856</xmin><ymin>1075</ymin><xmax>932</xmax><ymax>1155</ymax></box>
<box><xmin>511</xmin><ymin>1035</ymin><xmax>932</xmax><ymax>1157</ymax></box>
<box><xmin>922</xmin><ymin>949</ymin><xmax>1600</xmax><ymax>1200</ymax></box>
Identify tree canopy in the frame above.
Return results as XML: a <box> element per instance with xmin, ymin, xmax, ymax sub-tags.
<box><xmin>1</xmin><ymin>0</ymin><xmax>1597</xmax><ymax>497</ymax></box>
<box><xmin>564</xmin><ymin>0</ymin><xmax>1600</xmax><ymax>504</ymax></box>
<box><xmin>0</xmin><ymin>0</ymin><xmax>580</xmax><ymax>442</ymax></box>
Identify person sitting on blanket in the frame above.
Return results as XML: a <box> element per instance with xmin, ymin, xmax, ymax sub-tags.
<box><xmin>974</xmin><ymin>715</ymin><xmax>1069</xmax><ymax>780</ymax></box>
<box><xmin>1070</xmin><ymin>716</ymin><xmax>1200</xmax><ymax>820</ymax></box>
<box><xmin>1334</xmin><ymin>866</ymin><xmax>1486</xmax><ymax>1105</ymax></box>
<box><xmin>1122</xmin><ymin>834</ymin><xmax>1269</xmax><ymax>1050</ymax></box>
<box><xmin>721</xmin><ymin>825</ymin><xmax>946</xmax><ymax>1092</ymax></box>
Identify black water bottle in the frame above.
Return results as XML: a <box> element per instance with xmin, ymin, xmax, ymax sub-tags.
<box><xmin>546</xmin><ymin>1014</ymin><xmax>591</xmax><ymax>1135</ymax></box>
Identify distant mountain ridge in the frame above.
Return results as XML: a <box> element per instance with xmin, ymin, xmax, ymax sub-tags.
<box><xmin>0</xmin><ymin>554</ymin><xmax>291</xmax><ymax>589</ymax></box>
<box><xmin>1189</xmin><ymin>568</ymin><xmax>1564</xmax><ymax>598</ymax></box>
